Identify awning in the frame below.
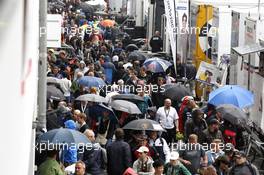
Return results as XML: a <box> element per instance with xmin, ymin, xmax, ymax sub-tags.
<box><xmin>232</xmin><ymin>40</ymin><xmax>264</xmax><ymax>56</ymax></box>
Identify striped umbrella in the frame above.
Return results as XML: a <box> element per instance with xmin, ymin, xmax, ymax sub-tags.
<box><xmin>143</xmin><ymin>57</ymin><xmax>172</xmax><ymax>73</ymax></box>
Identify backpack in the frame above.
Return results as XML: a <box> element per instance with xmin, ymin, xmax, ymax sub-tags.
<box><xmin>229</xmin><ymin>162</ymin><xmax>257</xmax><ymax>175</ymax></box>
<box><xmin>223</xmin><ymin>129</ymin><xmax>236</xmax><ymax>147</ymax></box>
<box><xmin>152</xmin><ymin>138</ymin><xmax>166</xmax><ymax>162</ymax></box>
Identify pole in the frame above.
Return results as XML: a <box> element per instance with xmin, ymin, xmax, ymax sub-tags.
<box><xmin>174</xmin><ymin>0</ymin><xmax>178</xmax><ymax>77</ymax></box>
<box><xmin>37</xmin><ymin>0</ymin><xmax>47</xmax><ymax>130</ymax></box>
<box><xmin>248</xmin><ymin>54</ymin><xmax>251</xmax><ymax>90</ymax></box>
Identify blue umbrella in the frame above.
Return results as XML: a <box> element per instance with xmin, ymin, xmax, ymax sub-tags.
<box><xmin>143</xmin><ymin>57</ymin><xmax>172</xmax><ymax>73</ymax></box>
<box><xmin>78</xmin><ymin>76</ymin><xmax>106</xmax><ymax>88</ymax></box>
<box><xmin>38</xmin><ymin>128</ymin><xmax>91</xmax><ymax>147</ymax></box>
<box><xmin>208</xmin><ymin>85</ymin><xmax>254</xmax><ymax>108</ymax></box>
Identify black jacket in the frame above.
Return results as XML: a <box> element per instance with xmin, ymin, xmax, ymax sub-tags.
<box><xmin>106</xmin><ymin>140</ymin><xmax>132</xmax><ymax>175</ymax></box>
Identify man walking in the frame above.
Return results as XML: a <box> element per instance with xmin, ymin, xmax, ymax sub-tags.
<box><xmin>156</xmin><ymin>99</ymin><xmax>179</xmax><ymax>144</ymax></box>
<box><xmin>106</xmin><ymin>128</ymin><xmax>132</xmax><ymax>175</ymax></box>
<box><xmin>149</xmin><ymin>31</ymin><xmax>163</xmax><ymax>53</ymax></box>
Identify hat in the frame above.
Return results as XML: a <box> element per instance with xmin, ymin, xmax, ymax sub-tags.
<box><xmin>112</xmin><ymin>55</ymin><xmax>119</xmax><ymax>62</ymax></box>
<box><xmin>169</xmin><ymin>151</ymin><xmax>179</xmax><ymax>160</ymax></box>
<box><xmin>64</xmin><ymin>120</ymin><xmax>76</xmax><ymax>130</ymax></box>
<box><xmin>48</xmin><ymin>49</ymin><xmax>55</xmax><ymax>53</ymax></box>
<box><xmin>209</xmin><ymin>118</ymin><xmax>220</xmax><ymax>125</ymax></box>
<box><xmin>234</xmin><ymin>151</ymin><xmax>246</xmax><ymax>158</ymax></box>
<box><xmin>137</xmin><ymin>146</ymin><xmax>149</xmax><ymax>153</ymax></box>
<box><xmin>181</xmin><ymin>96</ymin><xmax>194</xmax><ymax>102</ymax></box>
<box><xmin>80</xmin><ymin>60</ymin><xmax>86</xmax><ymax>65</ymax></box>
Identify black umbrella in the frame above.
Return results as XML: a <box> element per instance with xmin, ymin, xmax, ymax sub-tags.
<box><xmin>216</xmin><ymin>104</ymin><xmax>247</xmax><ymax>125</ymax></box>
<box><xmin>123</xmin><ymin>119</ymin><xmax>165</xmax><ymax>131</ymax></box>
<box><xmin>47</xmin><ymin>85</ymin><xmax>65</xmax><ymax>101</ymax></box>
<box><xmin>125</xmin><ymin>44</ymin><xmax>139</xmax><ymax>52</ymax></box>
<box><xmin>89</xmin><ymin>104</ymin><xmax>119</xmax><ymax>123</ymax></box>
<box><xmin>163</xmin><ymin>83</ymin><xmax>191</xmax><ymax>102</ymax></box>
<box><xmin>128</xmin><ymin>51</ymin><xmax>148</xmax><ymax>61</ymax></box>
<box><xmin>112</xmin><ymin>94</ymin><xmax>144</xmax><ymax>103</ymax></box>
<box><xmin>38</xmin><ymin>128</ymin><xmax>91</xmax><ymax>147</ymax></box>
<box><xmin>78</xmin><ymin>2</ymin><xmax>94</xmax><ymax>13</ymax></box>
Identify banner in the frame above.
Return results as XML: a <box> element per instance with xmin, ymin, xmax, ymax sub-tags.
<box><xmin>195</xmin><ymin>61</ymin><xmax>221</xmax><ymax>86</ymax></box>
<box><xmin>164</xmin><ymin>0</ymin><xmax>177</xmax><ymax>74</ymax></box>
<box><xmin>176</xmin><ymin>0</ymin><xmax>189</xmax><ymax>63</ymax></box>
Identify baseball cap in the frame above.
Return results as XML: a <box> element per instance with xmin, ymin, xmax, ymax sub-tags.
<box><xmin>112</xmin><ymin>55</ymin><xmax>119</xmax><ymax>62</ymax></box>
<box><xmin>169</xmin><ymin>151</ymin><xmax>179</xmax><ymax>160</ymax></box>
<box><xmin>137</xmin><ymin>146</ymin><xmax>149</xmax><ymax>153</ymax></box>
<box><xmin>209</xmin><ymin>118</ymin><xmax>220</xmax><ymax>125</ymax></box>
<box><xmin>181</xmin><ymin>96</ymin><xmax>194</xmax><ymax>102</ymax></box>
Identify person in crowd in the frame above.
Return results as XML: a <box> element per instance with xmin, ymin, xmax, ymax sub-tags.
<box><xmin>229</xmin><ymin>151</ymin><xmax>259</xmax><ymax>175</ymax></box>
<box><xmin>62</xmin><ymin>120</ymin><xmax>78</xmax><ymax>167</ymax></box>
<box><xmin>164</xmin><ymin>151</ymin><xmax>191</xmax><ymax>175</ymax></box>
<box><xmin>178</xmin><ymin>96</ymin><xmax>198</xmax><ymax>133</ymax></box>
<box><xmin>206</xmin><ymin>139</ymin><xmax>225</xmax><ymax>166</ymax></box>
<box><xmin>83</xmin><ymin>129</ymin><xmax>107</xmax><ymax>175</ymax></box>
<box><xmin>200</xmin><ymin>119</ymin><xmax>224</xmax><ymax>145</ymax></box>
<box><xmin>151</xmin><ymin>76</ymin><xmax>166</xmax><ymax>108</ymax></box>
<box><xmin>138</xmin><ymin>66</ymin><xmax>150</xmax><ymax>83</ymax></box>
<box><xmin>77</xmin><ymin>113</ymin><xmax>89</xmax><ymax>133</ymax></box>
<box><xmin>107</xmin><ymin>128</ymin><xmax>132</xmax><ymax>175</ymax></box>
<box><xmin>47</xmin><ymin>65</ymin><xmax>64</xmax><ymax>79</ymax></box>
<box><xmin>96</xmin><ymin>110</ymin><xmax>117</xmax><ymax>147</ymax></box>
<box><xmin>156</xmin><ymin>98</ymin><xmax>179</xmax><ymax>144</ymax></box>
<box><xmin>184</xmin><ymin>108</ymin><xmax>207</xmax><ymax>140</ymax></box>
<box><xmin>148</xmin><ymin>130</ymin><xmax>170</xmax><ymax>163</ymax></box>
<box><xmin>73</xmin><ymin>61</ymin><xmax>89</xmax><ymax>81</ymax></box>
<box><xmin>133</xmin><ymin>146</ymin><xmax>155</xmax><ymax>174</ymax></box>
<box><xmin>213</xmin><ymin>155</ymin><xmax>230</xmax><ymax>175</ymax></box>
<box><xmin>149</xmin><ymin>31</ymin><xmax>163</xmax><ymax>53</ymax></box>
<box><xmin>38</xmin><ymin>150</ymin><xmax>65</xmax><ymax>175</ymax></box>
<box><xmin>153</xmin><ymin>159</ymin><xmax>165</xmax><ymax>175</ymax></box>
<box><xmin>133</xmin><ymin>134</ymin><xmax>155</xmax><ymax>161</ymax></box>
<box><xmin>72</xmin><ymin>109</ymin><xmax>81</xmax><ymax>129</ymax></box>
<box><xmin>179</xmin><ymin>134</ymin><xmax>207</xmax><ymax>174</ymax></box>
<box><xmin>73</xmin><ymin>161</ymin><xmax>87</xmax><ymax>175</ymax></box>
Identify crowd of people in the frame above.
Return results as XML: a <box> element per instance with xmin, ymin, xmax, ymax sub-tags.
<box><xmin>36</xmin><ymin>0</ymin><xmax>260</xmax><ymax>175</ymax></box>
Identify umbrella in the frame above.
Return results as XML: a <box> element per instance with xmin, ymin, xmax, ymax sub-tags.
<box><xmin>216</xmin><ymin>104</ymin><xmax>247</xmax><ymax>125</ymax></box>
<box><xmin>47</xmin><ymin>77</ymin><xmax>62</xmax><ymax>85</ymax></box>
<box><xmin>47</xmin><ymin>85</ymin><xmax>65</xmax><ymax>101</ymax></box>
<box><xmin>105</xmin><ymin>91</ymin><xmax>119</xmax><ymax>103</ymax></box>
<box><xmin>163</xmin><ymin>84</ymin><xmax>191</xmax><ymax>101</ymax></box>
<box><xmin>89</xmin><ymin>104</ymin><xmax>118</xmax><ymax>123</ymax></box>
<box><xmin>78</xmin><ymin>2</ymin><xmax>94</xmax><ymax>13</ymax></box>
<box><xmin>110</xmin><ymin>100</ymin><xmax>142</xmax><ymax>114</ymax></box>
<box><xmin>112</xmin><ymin>94</ymin><xmax>144</xmax><ymax>103</ymax></box>
<box><xmin>123</xmin><ymin>119</ymin><xmax>165</xmax><ymax>131</ymax></box>
<box><xmin>78</xmin><ymin>76</ymin><xmax>106</xmax><ymax>88</ymax></box>
<box><xmin>76</xmin><ymin>94</ymin><xmax>107</xmax><ymax>103</ymax></box>
<box><xmin>128</xmin><ymin>51</ymin><xmax>148</xmax><ymax>61</ymax></box>
<box><xmin>99</xmin><ymin>19</ymin><xmax>115</xmax><ymax>27</ymax></box>
<box><xmin>125</xmin><ymin>44</ymin><xmax>139</xmax><ymax>52</ymax></box>
<box><xmin>143</xmin><ymin>57</ymin><xmax>172</xmax><ymax>73</ymax></box>
<box><xmin>38</xmin><ymin>128</ymin><xmax>91</xmax><ymax>147</ymax></box>
<box><xmin>208</xmin><ymin>85</ymin><xmax>254</xmax><ymax>108</ymax></box>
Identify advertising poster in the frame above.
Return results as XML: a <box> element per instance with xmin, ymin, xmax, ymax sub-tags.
<box><xmin>195</xmin><ymin>61</ymin><xmax>221</xmax><ymax>85</ymax></box>
<box><xmin>176</xmin><ymin>0</ymin><xmax>189</xmax><ymax>63</ymax></box>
